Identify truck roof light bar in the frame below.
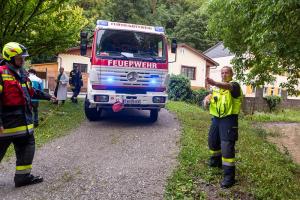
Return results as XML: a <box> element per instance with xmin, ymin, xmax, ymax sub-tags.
<box><xmin>97</xmin><ymin>20</ymin><xmax>109</xmax><ymax>26</ymax></box>
<box><xmin>155</xmin><ymin>27</ymin><xmax>164</xmax><ymax>32</ymax></box>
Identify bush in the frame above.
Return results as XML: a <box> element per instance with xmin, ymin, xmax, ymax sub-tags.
<box><xmin>167</xmin><ymin>75</ymin><xmax>192</xmax><ymax>101</ymax></box>
<box><xmin>188</xmin><ymin>88</ymin><xmax>209</xmax><ymax>106</ymax></box>
<box><xmin>264</xmin><ymin>95</ymin><xmax>282</xmax><ymax>112</ymax></box>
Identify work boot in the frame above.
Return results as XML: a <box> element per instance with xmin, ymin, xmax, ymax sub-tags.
<box><xmin>220</xmin><ymin>166</ymin><xmax>235</xmax><ymax>188</ymax></box>
<box><xmin>208</xmin><ymin>156</ymin><xmax>222</xmax><ymax>168</ymax></box>
<box><xmin>14</xmin><ymin>174</ymin><xmax>43</xmax><ymax>188</ymax></box>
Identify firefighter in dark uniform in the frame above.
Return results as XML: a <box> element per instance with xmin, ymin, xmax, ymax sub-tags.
<box><xmin>69</xmin><ymin>65</ymin><xmax>83</xmax><ymax>103</ymax></box>
<box><xmin>203</xmin><ymin>66</ymin><xmax>242</xmax><ymax>188</ymax></box>
<box><xmin>0</xmin><ymin>42</ymin><xmax>55</xmax><ymax>187</ymax></box>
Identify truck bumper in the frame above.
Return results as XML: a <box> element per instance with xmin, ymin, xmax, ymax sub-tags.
<box><xmin>86</xmin><ymin>90</ymin><xmax>167</xmax><ymax>110</ymax></box>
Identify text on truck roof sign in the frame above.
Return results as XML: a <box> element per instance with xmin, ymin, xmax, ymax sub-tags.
<box><xmin>96</xmin><ymin>20</ymin><xmax>165</xmax><ymax>34</ymax></box>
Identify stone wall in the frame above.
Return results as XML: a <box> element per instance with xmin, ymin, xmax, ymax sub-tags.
<box><xmin>242</xmin><ymin>88</ymin><xmax>300</xmax><ymax>114</ymax></box>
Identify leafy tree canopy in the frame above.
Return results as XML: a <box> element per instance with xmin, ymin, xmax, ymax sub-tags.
<box><xmin>82</xmin><ymin>0</ymin><xmax>216</xmax><ymax>51</ymax></box>
<box><xmin>73</xmin><ymin>0</ymin><xmax>106</xmax><ymax>32</ymax></box>
<box><xmin>174</xmin><ymin>9</ymin><xmax>216</xmax><ymax>51</ymax></box>
<box><xmin>102</xmin><ymin>0</ymin><xmax>152</xmax><ymax>25</ymax></box>
<box><xmin>208</xmin><ymin>0</ymin><xmax>300</xmax><ymax>95</ymax></box>
<box><xmin>0</xmin><ymin>0</ymin><xmax>215</xmax><ymax>62</ymax></box>
<box><xmin>0</xmin><ymin>0</ymin><xmax>88</xmax><ymax>57</ymax></box>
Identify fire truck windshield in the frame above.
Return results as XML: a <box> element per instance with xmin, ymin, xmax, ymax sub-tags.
<box><xmin>96</xmin><ymin>29</ymin><xmax>166</xmax><ymax>62</ymax></box>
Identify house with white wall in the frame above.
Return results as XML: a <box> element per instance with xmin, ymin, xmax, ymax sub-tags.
<box><xmin>31</xmin><ymin>47</ymin><xmax>91</xmax><ymax>92</ymax></box>
<box><xmin>204</xmin><ymin>42</ymin><xmax>300</xmax><ymax>99</ymax></box>
<box><xmin>57</xmin><ymin>46</ymin><xmax>91</xmax><ymax>74</ymax></box>
<box><xmin>168</xmin><ymin>43</ymin><xmax>219</xmax><ymax>89</ymax></box>
<box><xmin>56</xmin><ymin>47</ymin><xmax>92</xmax><ymax>91</ymax></box>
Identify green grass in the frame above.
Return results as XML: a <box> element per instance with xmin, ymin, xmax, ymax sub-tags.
<box><xmin>244</xmin><ymin>109</ymin><xmax>300</xmax><ymax>122</ymax></box>
<box><xmin>4</xmin><ymin>100</ymin><xmax>85</xmax><ymax>160</ymax></box>
<box><xmin>165</xmin><ymin>101</ymin><xmax>300</xmax><ymax>200</ymax></box>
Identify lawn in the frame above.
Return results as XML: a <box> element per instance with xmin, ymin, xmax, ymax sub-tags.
<box><xmin>4</xmin><ymin>100</ymin><xmax>85</xmax><ymax>160</ymax></box>
<box><xmin>243</xmin><ymin>109</ymin><xmax>300</xmax><ymax>122</ymax></box>
<box><xmin>165</xmin><ymin>101</ymin><xmax>300</xmax><ymax>200</ymax></box>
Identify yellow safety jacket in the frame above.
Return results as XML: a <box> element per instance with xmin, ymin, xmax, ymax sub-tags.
<box><xmin>209</xmin><ymin>82</ymin><xmax>242</xmax><ymax>118</ymax></box>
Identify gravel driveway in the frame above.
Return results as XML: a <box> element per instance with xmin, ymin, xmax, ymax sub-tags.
<box><xmin>0</xmin><ymin>109</ymin><xmax>180</xmax><ymax>200</ymax></box>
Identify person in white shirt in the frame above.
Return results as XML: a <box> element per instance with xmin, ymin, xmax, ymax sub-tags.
<box><xmin>54</xmin><ymin>67</ymin><xmax>69</xmax><ymax>104</ymax></box>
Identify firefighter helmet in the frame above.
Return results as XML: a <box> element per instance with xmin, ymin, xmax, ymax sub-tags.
<box><xmin>2</xmin><ymin>42</ymin><xmax>29</xmax><ymax>61</ymax></box>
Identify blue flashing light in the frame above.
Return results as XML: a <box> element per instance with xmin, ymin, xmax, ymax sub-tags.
<box><xmin>97</xmin><ymin>20</ymin><xmax>108</xmax><ymax>26</ymax></box>
<box><xmin>107</xmin><ymin>77</ymin><xmax>114</xmax><ymax>82</ymax></box>
<box><xmin>150</xmin><ymin>79</ymin><xmax>157</xmax><ymax>84</ymax></box>
<box><xmin>150</xmin><ymin>75</ymin><xmax>159</xmax><ymax>78</ymax></box>
<box><xmin>155</xmin><ymin>26</ymin><xmax>165</xmax><ymax>32</ymax></box>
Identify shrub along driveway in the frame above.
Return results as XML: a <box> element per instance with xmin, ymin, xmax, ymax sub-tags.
<box><xmin>0</xmin><ymin>109</ymin><xmax>180</xmax><ymax>200</ymax></box>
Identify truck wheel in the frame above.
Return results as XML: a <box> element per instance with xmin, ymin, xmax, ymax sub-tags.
<box><xmin>149</xmin><ymin>109</ymin><xmax>159</xmax><ymax>122</ymax></box>
<box><xmin>85</xmin><ymin>98</ymin><xmax>102</xmax><ymax>121</ymax></box>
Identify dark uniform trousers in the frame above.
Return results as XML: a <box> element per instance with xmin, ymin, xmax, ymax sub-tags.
<box><xmin>0</xmin><ymin>134</ymin><xmax>35</xmax><ymax>175</ymax></box>
<box><xmin>69</xmin><ymin>70</ymin><xmax>82</xmax><ymax>103</ymax></box>
<box><xmin>31</xmin><ymin>101</ymin><xmax>39</xmax><ymax>124</ymax></box>
<box><xmin>208</xmin><ymin>115</ymin><xmax>238</xmax><ymax>179</ymax></box>
<box><xmin>71</xmin><ymin>87</ymin><xmax>81</xmax><ymax>99</ymax></box>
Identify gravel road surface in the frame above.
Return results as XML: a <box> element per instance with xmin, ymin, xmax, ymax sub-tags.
<box><xmin>0</xmin><ymin>109</ymin><xmax>180</xmax><ymax>200</ymax></box>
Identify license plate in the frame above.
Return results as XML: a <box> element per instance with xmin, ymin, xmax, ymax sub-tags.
<box><xmin>123</xmin><ymin>99</ymin><xmax>141</xmax><ymax>104</ymax></box>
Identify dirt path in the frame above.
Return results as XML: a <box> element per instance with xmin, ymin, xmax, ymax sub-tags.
<box><xmin>0</xmin><ymin>109</ymin><xmax>180</xmax><ymax>200</ymax></box>
<box><xmin>263</xmin><ymin>122</ymin><xmax>300</xmax><ymax>164</ymax></box>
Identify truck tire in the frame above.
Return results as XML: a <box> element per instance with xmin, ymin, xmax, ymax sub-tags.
<box><xmin>85</xmin><ymin>98</ymin><xmax>102</xmax><ymax>121</ymax></box>
<box><xmin>149</xmin><ymin>109</ymin><xmax>159</xmax><ymax>122</ymax></box>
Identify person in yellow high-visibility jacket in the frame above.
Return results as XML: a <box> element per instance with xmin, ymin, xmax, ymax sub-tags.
<box><xmin>203</xmin><ymin>66</ymin><xmax>242</xmax><ymax>188</ymax></box>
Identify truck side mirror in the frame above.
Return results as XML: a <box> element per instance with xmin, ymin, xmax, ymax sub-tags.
<box><xmin>80</xmin><ymin>31</ymin><xmax>88</xmax><ymax>56</ymax></box>
<box><xmin>171</xmin><ymin>38</ymin><xmax>177</xmax><ymax>54</ymax></box>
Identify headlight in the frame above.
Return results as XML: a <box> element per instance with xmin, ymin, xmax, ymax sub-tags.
<box><xmin>94</xmin><ymin>95</ymin><xmax>109</xmax><ymax>102</ymax></box>
<box><xmin>152</xmin><ymin>96</ymin><xmax>166</xmax><ymax>103</ymax></box>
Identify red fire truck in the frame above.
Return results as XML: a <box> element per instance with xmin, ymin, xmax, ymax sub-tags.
<box><xmin>80</xmin><ymin>20</ymin><xmax>177</xmax><ymax>122</ymax></box>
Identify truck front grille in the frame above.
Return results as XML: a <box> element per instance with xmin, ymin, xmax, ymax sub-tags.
<box><xmin>99</xmin><ymin>67</ymin><xmax>167</xmax><ymax>87</ymax></box>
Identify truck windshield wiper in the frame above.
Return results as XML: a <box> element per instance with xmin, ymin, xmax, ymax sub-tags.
<box><xmin>135</xmin><ymin>52</ymin><xmax>158</xmax><ymax>62</ymax></box>
<box><xmin>98</xmin><ymin>51</ymin><xmax>129</xmax><ymax>60</ymax></box>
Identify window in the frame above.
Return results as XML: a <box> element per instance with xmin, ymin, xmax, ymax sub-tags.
<box><xmin>263</xmin><ymin>86</ymin><xmax>280</xmax><ymax>96</ymax></box>
<box><xmin>263</xmin><ymin>87</ymin><xmax>268</xmax><ymax>97</ymax></box>
<box><xmin>246</xmin><ymin>85</ymin><xmax>256</xmax><ymax>95</ymax></box>
<box><xmin>181</xmin><ymin>66</ymin><xmax>196</xmax><ymax>80</ymax></box>
<box><xmin>73</xmin><ymin>63</ymin><xmax>88</xmax><ymax>73</ymax></box>
<box><xmin>278</xmin><ymin>88</ymin><xmax>282</xmax><ymax>96</ymax></box>
<box><xmin>270</xmin><ymin>87</ymin><xmax>274</xmax><ymax>95</ymax></box>
<box><xmin>96</xmin><ymin>29</ymin><xmax>166</xmax><ymax>61</ymax></box>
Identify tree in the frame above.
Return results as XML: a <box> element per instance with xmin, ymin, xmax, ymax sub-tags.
<box><xmin>154</xmin><ymin>0</ymin><xmax>214</xmax><ymax>49</ymax></box>
<box><xmin>74</xmin><ymin>0</ymin><xmax>214</xmax><ymax>52</ymax></box>
<box><xmin>0</xmin><ymin>0</ymin><xmax>88</xmax><ymax>56</ymax></box>
<box><xmin>208</xmin><ymin>0</ymin><xmax>300</xmax><ymax>95</ymax></box>
<box><xmin>102</xmin><ymin>0</ymin><xmax>152</xmax><ymax>25</ymax></box>
<box><xmin>73</xmin><ymin>0</ymin><xmax>106</xmax><ymax>32</ymax></box>
<box><xmin>153</xmin><ymin>0</ymin><xmax>191</xmax><ymax>36</ymax></box>
<box><xmin>174</xmin><ymin>9</ymin><xmax>217</xmax><ymax>51</ymax></box>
